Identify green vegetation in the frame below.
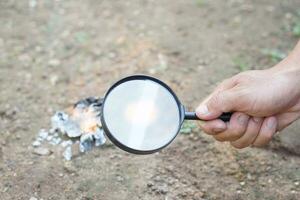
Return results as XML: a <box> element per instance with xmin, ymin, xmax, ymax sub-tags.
<box><xmin>262</xmin><ymin>49</ymin><xmax>286</xmax><ymax>62</ymax></box>
<box><xmin>233</xmin><ymin>56</ymin><xmax>249</xmax><ymax>72</ymax></box>
<box><xmin>195</xmin><ymin>0</ymin><xmax>206</xmax><ymax>7</ymax></box>
<box><xmin>180</xmin><ymin>121</ymin><xmax>197</xmax><ymax>134</ymax></box>
<box><xmin>291</xmin><ymin>10</ymin><xmax>300</xmax><ymax>37</ymax></box>
<box><xmin>75</xmin><ymin>31</ymin><xmax>89</xmax><ymax>44</ymax></box>
<box><xmin>292</xmin><ymin>22</ymin><xmax>300</xmax><ymax>37</ymax></box>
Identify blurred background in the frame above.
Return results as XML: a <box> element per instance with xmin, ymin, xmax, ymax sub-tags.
<box><xmin>1</xmin><ymin>0</ymin><xmax>300</xmax><ymax>199</ymax></box>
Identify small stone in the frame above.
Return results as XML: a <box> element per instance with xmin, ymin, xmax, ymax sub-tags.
<box><xmin>49</xmin><ymin>128</ymin><xmax>57</xmax><ymax>134</ymax></box>
<box><xmin>29</xmin><ymin>197</ymin><xmax>38</xmax><ymax>200</ymax></box>
<box><xmin>147</xmin><ymin>181</ymin><xmax>154</xmax><ymax>187</ymax></box>
<box><xmin>32</xmin><ymin>140</ymin><xmax>41</xmax><ymax>147</ymax></box>
<box><xmin>50</xmin><ymin>75</ymin><xmax>59</xmax><ymax>86</ymax></box>
<box><xmin>116</xmin><ymin>175</ymin><xmax>124</xmax><ymax>182</ymax></box>
<box><xmin>294</xmin><ymin>181</ymin><xmax>299</xmax><ymax>186</ymax></box>
<box><xmin>64</xmin><ymin>120</ymin><xmax>82</xmax><ymax>138</ymax></box>
<box><xmin>240</xmin><ymin>181</ymin><xmax>245</xmax><ymax>186</ymax></box>
<box><xmin>46</xmin><ymin>135</ymin><xmax>53</xmax><ymax>141</ymax></box>
<box><xmin>94</xmin><ymin>128</ymin><xmax>106</xmax><ymax>146</ymax></box>
<box><xmin>63</xmin><ymin>146</ymin><xmax>72</xmax><ymax>161</ymax></box>
<box><xmin>48</xmin><ymin>59</ymin><xmax>61</xmax><ymax>67</ymax></box>
<box><xmin>155</xmin><ymin>184</ymin><xmax>168</xmax><ymax>194</ymax></box>
<box><xmin>246</xmin><ymin>173</ymin><xmax>252</xmax><ymax>180</ymax></box>
<box><xmin>61</xmin><ymin>140</ymin><xmax>73</xmax><ymax>148</ymax></box>
<box><xmin>51</xmin><ymin>112</ymin><xmax>81</xmax><ymax>137</ymax></box>
<box><xmin>49</xmin><ymin>137</ymin><xmax>61</xmax><ymax>145</ymax></box>
<box><xmin>33</xmin><ymin>147</ymin><xmax>52</xmax><ymax>156</ymax></box>
<box><xmin>51</xmin><ymin>112</ymin><xmax>69</xmax><ymax>131</ymax></box>
<box><xmin>267</xmin><ymin>179</ymin><xmax>272</xmax><ymax>184</ymax></box>
<box><xmin>38</xmin><ymin>129</ymin><xmax>48</xmax><ymax>140</ymax></box>
<box><xmin>79</xmin><ymin>133</ymin><xmax>94</xmax><ymax>152</ymax></box>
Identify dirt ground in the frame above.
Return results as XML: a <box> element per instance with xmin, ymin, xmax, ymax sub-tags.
<box><xmin>1</xmin><ymin>0</ymin><xmax>300</xmax><ymax>199</ymax></box>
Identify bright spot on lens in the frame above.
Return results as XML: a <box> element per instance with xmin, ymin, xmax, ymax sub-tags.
<box><xmin>125</xmin><ymin>100</ymin><xmax>157</xmax><ymax>124</ymax></box>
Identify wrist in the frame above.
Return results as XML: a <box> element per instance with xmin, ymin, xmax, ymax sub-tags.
<box><xmin>269</xmin><ymin>59</ymin><xmax>300</xmax><ymax>97</ymax></box>
<box><xmin>273</xmin><ymin>41</ymin><xmax>300</xmax><ymax>69</ymax></box>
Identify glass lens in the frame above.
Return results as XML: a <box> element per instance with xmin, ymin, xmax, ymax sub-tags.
<box><xmin>103</xmin><ymin>79</ymin><xmax>181</xmax><ymax>151</ymax></box>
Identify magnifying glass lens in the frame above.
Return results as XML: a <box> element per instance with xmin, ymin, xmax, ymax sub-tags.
<box><xmin>103</xmin><ymin>79</ymin><xmax>181</xmax><ymax>152</ymax></box>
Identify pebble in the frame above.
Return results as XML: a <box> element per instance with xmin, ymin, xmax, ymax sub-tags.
<box><xmin>49</xmin><ymin>128</ymin><xmax>57</xmax><ymax>134</ymax></box>
<box><xmin>51</xmin><ymin>112</ymin><xmax>69</xmax><ymax>131</ymax></box>
<box><xmin>38</xmin><ymin>129</ymin><xmax>48</xmax><ymax>140</ymax></box>
<box><xmin>79</xmin><ymin>133</ymin><xmax>94</xmax><ymax>152</ymax></box>
<box><xmin>291</xmin><ymin>190</ymin><xmax>296</xmax><ymax>194</ymax></box>
<box><xmin>63</xmin><ymin>146</ymin><xmax>72</xmax><ymax>161</ymax></box>
<box><xmin>46</xmin><ymin>135</ymin><xmax>53</xmax><ymax>141</ymax></box>
<box><xmin>61</xmin><ymin>140</ymin><xmax>73</xmax><ymax>148</ymax></box>
<box><xmin>267</xmin><ymin>179</ymin><xmax>272</xmax><ymax>183</ymax></box>
<box><xmin>49</xmin><ymin>137</ymin><xmax>61</xmax><ymax>145</ymax></box>
<box><xmin>48</xmin><ymin>59</ymin><xmax>61</xmax><ymax>67</ymax></box>
<box><xmin>295</xmin><ymin>181</ymin><xmax>299</xmax><ymax>186</ymax></box>
<box><xmin>33</xmin><ymin>147</ymin><xmax>52</xmax><ymax>156</ymax></box>
<box><xmin>51</xmin><ymin>111</ymin><xmax>82</xmax><ymax>137</ymax></box>
<box><xmin>94</xmin><ymin>128</ymin><xmax>106</xmax><ymax>146</ymax></box>
<box><xmin>64</xmin><ymin>120</ymin><xmax>82</xmax><ymax>137</ymax></box>
<box><xmin>29</xmin><ymin>197</ymin><xmax>38</xmax><ymax>200</ymax></box>
<box><xmin>32</xmin><ymin>140</ymin><xmax>41</xmax><ymax>147</ymax></box>
<box><xmin>116</xmin><ymin>175</ymin><xmax>124</xmax><ymax>182</ymax></box>
<box><xmin>50</xmin><ymin>75</ymin><xmax>59</xmax><ymax>86</ymax></box>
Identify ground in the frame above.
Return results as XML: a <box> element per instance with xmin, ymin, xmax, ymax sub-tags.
<box><xmin>1</xmin><ymin>0</ymin><xmax>300</xmax><ymax>199</ymax></box>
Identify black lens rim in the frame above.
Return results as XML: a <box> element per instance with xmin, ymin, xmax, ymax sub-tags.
<box><xmin>101</xmin><ymin>75</ymin><xmax>185</xmax><ymax>155</ymax></box>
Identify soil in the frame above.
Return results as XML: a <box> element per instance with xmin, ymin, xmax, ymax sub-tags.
<box><xmin>1</xmin><ymin>0</ymin><xmax>300</xmax><ymax>199</ymax></box>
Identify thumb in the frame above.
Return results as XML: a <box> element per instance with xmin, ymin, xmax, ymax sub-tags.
<box><xmin>196</xmin><ymin>89</ymin><xmax>239</xmax><ymax>120</ymax></box>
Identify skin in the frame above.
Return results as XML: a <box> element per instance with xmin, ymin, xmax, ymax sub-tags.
<box><xmin>196</xmin><ymin>41</ymin><xmax>300</xmax><ymax>149</ymax></box>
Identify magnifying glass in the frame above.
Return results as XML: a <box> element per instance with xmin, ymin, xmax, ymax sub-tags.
<box><xmin>101</xmin><ymin>75</ymin><xmax>231</xmax><ymax>154</ymax></box>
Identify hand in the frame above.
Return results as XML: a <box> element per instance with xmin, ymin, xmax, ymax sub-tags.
<box><xmin>196</xmin><ymin>57</ymin><xmax>300</xmax><ymax>149</ymax></box>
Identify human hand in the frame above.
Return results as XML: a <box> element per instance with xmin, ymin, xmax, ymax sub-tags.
<box><xmin>196</xmin><ymin>54</ymin><xmax>300</xmax><ymax>149</ymax></box>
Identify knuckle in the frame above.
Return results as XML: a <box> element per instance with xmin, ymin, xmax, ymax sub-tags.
<box><xmin>210</xmin><ymin>92</ymin><xmax>222</xmax><ymax>108</ymax></box>
<box><xmin>231</xmin><ymin>129</ymin><xmax>245</xmax><ymax>140</ymax></box>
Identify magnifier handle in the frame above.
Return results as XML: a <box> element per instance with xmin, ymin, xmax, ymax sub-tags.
<box><xmin>184</xmin><ymin>112</ymin><xmax>232</xmax><ymax>122</ymax></box>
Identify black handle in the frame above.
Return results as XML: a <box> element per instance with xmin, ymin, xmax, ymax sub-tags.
<box><xmin>184</xmin><ymin>111</ymin><xmax>232</xmax><ymax>122</ymax></box>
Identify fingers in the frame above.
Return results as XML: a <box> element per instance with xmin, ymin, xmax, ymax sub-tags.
<box><xmin>198</xmin><ymin>113</ymin><xmax>278</xmax><ymax>149</ymax></box>
<box><xmin>196</xmin><ymin>77</ymin><xmax>241</xmax><ymax>121</ymax></box>
<box><xmin>252</xmin><ymin>116</ymin><xmax>277</xmax><ymax>147</ymax></box>
<box><xmin>213</xmin><ymin>112</ymin><xmax>250</xmax><ymax>141</ymax></box>
<box><xmin>230</xmin><ymin>117</ymin><xmax>263</xmax><ymax>149</ymax></box>
<box><xmin>197</xmin><ymin>119</ymin><xmax>227</xmax><ymax>135</ymax></box>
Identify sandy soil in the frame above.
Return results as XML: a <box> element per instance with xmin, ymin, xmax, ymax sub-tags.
<box><xmin>1</xmin><ymin>0</ymin><xmax>300</xmax><ymax>199</ymax></box>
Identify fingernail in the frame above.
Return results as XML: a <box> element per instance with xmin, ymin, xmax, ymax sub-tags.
<box><xmin>196</xmin><ymin>105</ymin><xmax>209</xmax><ymax>116</ymax></box>
<box><xmin>266</xmin><ymin>117</ymin><xmax>276</xmax><ymax>129</ymax></box>
<box><xmin>237</xmin><ymin>114</ymin><xmax>248</xmax><ymax>125</ymax></box>
<box><xmin>212</xmin><ymin>123</ymin><xmax>226</xmax><ymax>133</ymax></box>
